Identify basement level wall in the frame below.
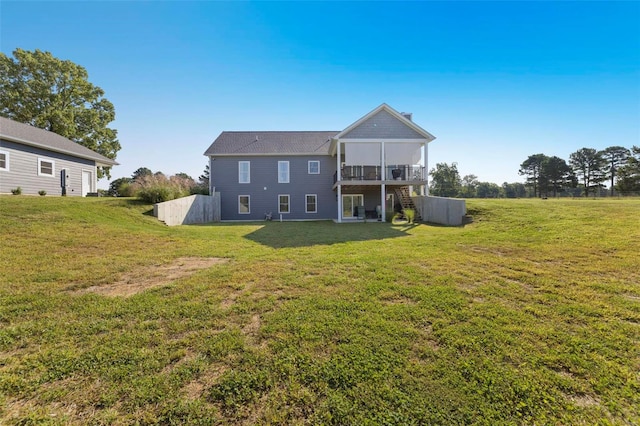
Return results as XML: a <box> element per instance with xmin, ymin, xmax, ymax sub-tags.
<box><xmin>211</xmin><ymin>155</ymin><xmax>337</xmax><ymax>221</ymax></box>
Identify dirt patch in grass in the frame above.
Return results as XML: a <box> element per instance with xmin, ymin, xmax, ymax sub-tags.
<box><xmin>77</xmin><ymin>257</ymin><xmax>229</xmax><ymax>297</ymax></box>
<box><xmin>569</xmin><ymin>394</ymin><xmax>601</xmax><ymax>408</ymax></box>
<box><xmin>183</xmin><ymin>366</ymin><xmax>227</xmax><ymax>400</ymax></box>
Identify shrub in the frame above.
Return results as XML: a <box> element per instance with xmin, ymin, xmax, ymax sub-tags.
<box><xmin>132</xmin><ymin>174</ymin><xmax>195</xmax><ymax>203</ymax></box>
<box><xmin>108</xmin><ymin>177</ymin><xmax>135</xmax><ymax>197</ymax></box>
<box><xmin>385</xmin><ymin>210</ymin><xmax>395</xmax><ymax>223</ymax></box>
<box><xmin>403</xmin><ymin>209</ymin><xmax>416</xmax><ymax>224</ymax></box>
<box><xmin>190</xmin><ymin>184</ymin><xmax>210</xmax><ymax>195</ymax></box>
<box><xmin>38</xmin><ymin>190</ymin><xmax>47</xmax><ymax>196</ymax></box>
<box><xmin>11</xmin><ymin>187</ymin><xmax>22</xmax><ymax>195</ymax></box>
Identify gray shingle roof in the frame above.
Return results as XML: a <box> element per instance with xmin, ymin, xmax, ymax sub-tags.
<box><xmin>0</xmin><ymin>116</ymin><xmax>119</xmax><ymax>166</ymax></box>
<box><xmin>204</xmin><ymin>131</ymin><xmax>340</xmax><ymax>156</ymax></box>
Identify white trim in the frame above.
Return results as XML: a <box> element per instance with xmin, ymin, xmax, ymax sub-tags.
<box><xmin>329</xmin><ymin>104</ymin><xmax>436</xmax><ymax>155</ymax></box>
<box><xmin>278</xmin><ymin>161</ymin><xmax>290</xmax><ymax>183</ymax></box>
<box><xmin>209</xmin><ymin>152</ymin><xmax>328</xmax><ymax>157</ymax></box>
<box><xmin>81</xmin><ymin>169</ymin><xmax>94</xmax><ymax>196</ymax></box>
<box><xmin>278</xmin><ymin>194</ymin><xmax>290</xmax><ymax>214</ymax></box>
<box><xmin>381</xmin><ymin>184</ymin><xmax>386</xmax><ymax>222</ymax></box>
<box><xmin>238</xmin><ymin>195</ymin><xmax>250</xmax><ymax>214</ymax></box>
<box><xmin>305</xmin><ymin>194</ymin><xmax>318</xmax><ymax>213</ymax></box>
<box><xmin>0</xmin><ymin>150</ymin><xmax>9</xmax><ymax>171</ymax></box>
<box><xmin>334</xmin><ymin>104</ymin><xmax>436</xmax><ymax>141</ymax></box>
<box><xmin>341</xmin><ymin>193</ymin><xmax>364</xmax><ymax>218</ymax></box>
<box><xmin>337</xmin><ymin>185</ymin><xmax>342</xmax><ymax>223</ymax></box>
<box><xmin>338</xmin><ymin>138</ymin><xmax>428</xmax><ymax>144</ymax></box>
<box><xmin>0</xmin><ymin>133</ymin><xmax>118</xmax><ymax>166</ymax></box>
<box><xmin>308</xmin><ymin>160</ymin><xmax>320</xmax><ymax>174</ymax></box>
<box><xmin>238</xmin><ymin>161</ymin><xmax>250</xmax><ymax>183</ymax></box>
<box><xmin>336</xmin><ymin>141</ymin><xmax>341</xmax><ymax>182</ymax></box>
<box><xmin>37</xmin><ymin>158</ymin><xmax>55</xmax><ymax>177</ymax></box>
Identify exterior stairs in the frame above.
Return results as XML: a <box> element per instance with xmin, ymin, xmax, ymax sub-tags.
<box><xmin>394</xmin><ymin>186</ymin><xmax>421</xmax><ymax>222</ymax></box>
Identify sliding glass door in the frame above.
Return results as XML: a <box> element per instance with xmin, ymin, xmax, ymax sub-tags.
<box><xmin>342</xmin><ymin>194</ymin><xmax>364</xmax><ymax>218</ymax></box>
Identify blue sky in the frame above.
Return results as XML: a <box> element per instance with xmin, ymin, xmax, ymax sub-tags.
<box><xmin>2</xmin><ymin>1</ymin><xmax>639</xmax><ymax>188</ymax></box>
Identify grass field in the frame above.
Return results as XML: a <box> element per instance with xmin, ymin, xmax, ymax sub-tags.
<box><xmin>0</xmin><ymin>196</ymin><xmax>638</xmax><ymax>425</ymax></box>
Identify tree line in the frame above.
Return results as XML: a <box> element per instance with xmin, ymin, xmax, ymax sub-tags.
<box><xmin>429</xmin><ymin>162</ymin><xmax>527</xmax><ymax>199</ymax></box>
<box><xmin>429</xmin><ymin>145</ymin><xmax>640</xmax><ymax>198</ymax></box>
<box><xmin>519</xmin><ymin>146</ymin><xmax>639</xmax><ymax>197</ymax></box>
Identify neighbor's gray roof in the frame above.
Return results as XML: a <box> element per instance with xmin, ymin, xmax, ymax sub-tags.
<box><xmin>204</xmin><ymin>131</ymin><xmax>340</xmax><ymax>156</ymax></box>
<box><xmin>0</xmin><ymin>116</ymin><xmax>119</xmax><ymax>166</ymax></box>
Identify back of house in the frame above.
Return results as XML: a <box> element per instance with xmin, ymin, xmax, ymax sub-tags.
<box><xmin>204</xmin><ymin>104</ymin><xmax>436</xmax><ymax>222</ymax></box>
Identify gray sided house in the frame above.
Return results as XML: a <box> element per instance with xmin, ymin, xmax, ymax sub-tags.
<box><xmin>0</xmin><ymin>117</ymin><xmax>118</xmax><ymax>196</ymax></box>
<box><xmin>204</xmin><ymin>104</ymin><xmax>436</xmax><ymax>222</ymax></box>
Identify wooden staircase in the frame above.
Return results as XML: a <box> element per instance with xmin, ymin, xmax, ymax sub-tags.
<box><xmin>394</xmin><ymin>187</ymin><xmax>421</xmax><ymax>221</ymax></box>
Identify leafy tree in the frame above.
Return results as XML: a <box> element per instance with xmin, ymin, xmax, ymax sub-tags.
<box><xmin>132</xmin><ymin>167</ymin><xmax>153</xmax><ymax>180</ymax></box>
<box><xmin>502</xmin><ymin>182</ymin><xmax>527</xmax><ymax>198</ymax></box>
<box><xmin>175</xmin><ymin>172</ymin><xmax>194</xmax><ymax>182</ymax></box>
<box><xmin>616</xmin><ymin>146</ymin><xmax>640</xmax><ymax>195</ymax></box>
<box><xmin>519</xmin><ymin>154</ymin><xmax>547</xmax><ymax>197</ymax></box>
<box><xmin>192</xmin><ymin>163</ymin><xmax>210</xmax><ymax>195</ymax></box>
<box><xmin>569</xmin><ymin>148</ymin><xmax>606</xmax><ymax>197</ymax></box>
<box><xmin>107</xmin><ymin>177</ymin><xmax>133</xmax><ymax>197</ymax></box>
<box><xmin>199</xmin><ymin>164</ymin><xmax>210</xmax><ymax>187</ymax></box>
<box><xmin>541</xmin><ymin>156</ymin><xmax>575</xmax><ymax>197</ymax></box>
<box><xmin>459</xmin><ymin>174</ymin><xmax>478</xmax><ymax>198</ymax></box>
<box><xmin>429</xmin><ymin>162</ymin><xmax>461</xmax><ymax>197</ymax></box>
<box><xmin>600</xmin><ymin>146</ymin><xmax>630</xmax><ymax>196</ymax></box>
<box><xmin>476</xmin><ymin>182</ymin><xmax>502</xmax><ymax>198</ymax></box>
<box><xmin>0</xmin><ymin>49</ymin><xmax>120</xmax><ymax>178</ymax></box>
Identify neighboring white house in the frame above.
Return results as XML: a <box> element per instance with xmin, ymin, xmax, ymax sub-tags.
<box><xmin>0</xmin><ymin>117</ymin><xmax>118</xmax><ymax>196</ymax></box>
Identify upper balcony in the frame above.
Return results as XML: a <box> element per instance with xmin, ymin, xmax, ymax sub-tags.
<box><xmin>333</xmin><ymin>164</ymin><xmax>426</xmax><ymax>185</ymax></box>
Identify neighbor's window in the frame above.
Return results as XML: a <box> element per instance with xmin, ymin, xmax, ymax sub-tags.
<box><xmin>278</xmin><ymin>161</ymin><xmax>289</xmax><ymax>183</ymax></box>
<box><xmin>308</xmin><ymin>160</ymin><xmax>320</xmax><ymax>174</ymax></box>
<box><xmin>278</xmin><ymin>194</ymin><xmax>290</xmax><ymax>214</ymax></box>
<box><xmin>0</xmin><ymin>151</ymin><xmax>8</xmax><ymax>171</ymax></box>
<box><xmin>238</xmin><ymin>161</ymin><xmax>250</xmax><ymax>183</ymax></box>
<box><xmin>239</xmin><ymin>195</ymin><xmax>250</xmax><ymax>214</ymax></box>
<box><xmin>38</xmin><ymin>158</ymin><xmax>54</xmax><ymax>176</ymax></box>
<box><xmin>306</xmin><ymin>194</ymin><xmax>317</xmax><ymax>213</ymax></box>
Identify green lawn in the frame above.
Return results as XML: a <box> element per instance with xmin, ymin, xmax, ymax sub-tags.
<box><xmin>0</xmin><ymin>196</ymin><xmax>638</xmax><ymax>425</ymax></box>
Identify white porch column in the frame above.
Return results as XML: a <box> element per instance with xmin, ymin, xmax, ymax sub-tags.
<box><xmin>424</xmin><ymin>143</ymin><xmax>429</xmax><ymax>195</ymax></box>
<box><xmin>381</xmin><ymin>183</ymin><xmax>386</xmax><ymax>222</ymax></box>
<box><xmin>337</xmin><ymin>140</ymin><xmax>342</xmax><ymax>223</ymax></box>
<box><xmin>337</xmin><ymin>185</ymin><xmax>342</xmax><ymax>223</ymax></box>
<box><xmin>380</xmin><ymin>141</ymin><xmax>386</xmax><ymax>181</ymax></box>
<box><xmin>336</xmin><ymin>140</ymin><xmax>341</xmax><ymax>182</ymax></box>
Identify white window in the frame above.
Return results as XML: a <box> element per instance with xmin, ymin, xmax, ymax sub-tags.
<box><xmin>38</xmin><ymin>158</ymin><xmax>55</xmax><ymax>177</ymax></box>
<box><xmin>278</xmin><ymin>194</ymin><xmax>290</xmax><ymax>214</ymax></box>
<box><xmin>238</xmin><ymin>161</ymin><xmax>250</xmax><ymax>183</ymax></box>
<box><xmin>308</xmin><ymin>160</ymin><xmax>320</xmax><ymax>174</ymax></box>
<box><xmin>306</xmin><ymin>194</ymin><xmax>317</xmax><ymax>213</ymax></box>
<box><xmin>278</xmin><ymin>161</ymin><xmax>289</xmax><ymax>183</ymax></box>
<box><xmin>0</xmin><ymin>150</ymin><xmax>8</xmax><ymax>171</ymax></box>
<box><xmin>238</xmin><ymin>195</ymin><xmax>250</xmax><ymax>214</ymax></box>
